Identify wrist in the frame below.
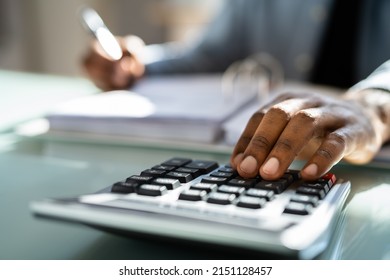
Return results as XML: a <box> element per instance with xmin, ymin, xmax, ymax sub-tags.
<box><xmin>344</xmin><ymin>89</ymin><xmax>390</xmax><ymax>144</ymax></box>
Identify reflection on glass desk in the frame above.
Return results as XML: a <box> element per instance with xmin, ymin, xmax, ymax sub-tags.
<box><xmin>0</xmin><ymin>133</ymin><xmax>389</xmax><ymax>260</ymax></box>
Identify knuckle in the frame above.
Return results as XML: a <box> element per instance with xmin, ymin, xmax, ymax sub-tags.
<box><xmin>238</xmin><ymin>135</ymin><xmax>253</xmax><ymax>147</ymax></box>
<box><xmin>316</xmin><ymin>147</ymin><xmax>335</xmax><ymax>161</ymax></box>
<box><xmin>293</xmin><ymin>110</ymin><xmax>317</xmax><ymax>124</ymax></box>
<box><xmin>249</xmin><ymin>111</ymin><xmax>265</xmax><ymax>122</ymax></box>
<box><xmin>274</xmin><ymin>138</ymin><xmax>295</xmax><ymax>154</ymax></box>
<box><xmin>266</xmin><ymin>106</ymin><xmax>291</xmax><ymax>121</ymax></box>
<box><xmin>328</xmin><ymin>132</ymin><xmax>347</xmax><ymax>149</ymax></box>
<box><xmin>316</xmin><ymin>132</ymin><xmax>347</xmax><ymax>161</ymax></box>
<box><xmin>250</xmin><ymin>135</ymin><xmax>272</xmax><ymax>151</ymax></box>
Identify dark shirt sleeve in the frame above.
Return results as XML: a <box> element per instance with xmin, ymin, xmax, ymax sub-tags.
<box><xmin>144</xmin><ymin>0</ymin><xmax>248</xmax><ymax>75</ymax></box>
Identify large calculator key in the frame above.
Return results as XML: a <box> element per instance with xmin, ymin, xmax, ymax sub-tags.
<box><xmin>111</xmin><ymin>181</ymin><xmax>138</xmax><ymax>194</ymax></box>
<box><xmin>126</xmin><ymin>175</ymin><xmax>153</xmax><ymax>184</ymax></box>
<box><xmin>161</xmin><ymin>158</ymin><xmax>192</xmax><ymax>167</ymax></box>
<box><xmin>236</xmin><ymin>196</ymin><xmax>267</xmax><ymax>209</ymax></box>
<box><xmin>283</xmin><ymin>202</ymin><xmax>313</xmax><ymax>215</ymax></box>
<box><xmin>138</xmin><ymin>184</ymin><xmax>168</xmax><ymax>196</ymax></box>
<box><xmin>227</xmin><ymin>178</ymin><xmax>257</xmax><ymax>188</ymax></box>
<box><xmin>178</xmin><ymin>189</ymin><xmax>207</xmax><ymax>201</ymax></box>
<box><xmin>290</xmin><ymin>194</ymin><xmax>319</xmax><ymax>207</ymax></box>
<box><xmin>184</xmin><ymin>160</ymin><xmax>219</xmax><ymax>174</ymax></box>
<box><xmin>255</xmin><ymin>179</ymin><xmax>288</xmax><ymax>194</ymax></box>
<box><xmin>281</xmin><ymin>174</ymin><xmax>294</xmax><ymax>184</ymax></box>
<box><xmin>246</xmin><ymin>188</ymin><xmax>275</xmax><ymax>201</ymax></box>
<box><xmin>201</xmin><ymin>176</ymin><xmax>228</xmax><ymax>185</ymax></box>
<box><xmin>217</xmin><ymin>185</ymin><xmax>245</xmax><ymax>196</ymax></box>
<box><xmin>190</xmin><ymin>182</ymin><xmax>218</xmax><ymax>193</ymax></box>
<box><xmin>165</xmin><ymin>171</ymin><xmax>193</xmax><ymax>183</ymax></box>
<box><xmin>301</xmin><ymin>182</ymin><xmax>329</xmax><ymax>193</ymax></box>
<box><xmin>218</xmin><ymin>166</ymin><xmax>235</xmax><ymax>173</ymax></box>
<box><xmin>153</xmin><ymin>178</ymin><xmax>181</xmax><ymax>190</ymax></box>
<box><xmin>151</xmin><ymin>165</ymin><xmax>175</xmax><ymax>172</ymax></box>
<box><xmin>296</xmin><ymin>186</ymin><xmax>326</xmax><ymax>199</ymax></box>
<box><xmin>176</xmin><ymin>167</ymin><xmax>202</xmax><ymax>179</ymax></box>
<box><xmin>206</xmin><ymin>192</ymin><xmax>235</xmax><ymax>205</ymax></box>
<box><xmin>210</xmin><ymin>171</ymin><xmax>234</xmax><ymax>179</ymax></box>
<box><xmin>140</xmin><ymin>169</ymin><xmax>167</xmax><ymax>178</ymax></box>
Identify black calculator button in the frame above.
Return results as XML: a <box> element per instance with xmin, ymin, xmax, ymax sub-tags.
<box><xmin>190</xmin><ymin>182</ymin><xmax>218</xmax><ymax>193</ymax></box>
<box><xmin>138</xmin><ymin>184</ymin><xmax>168</xmax><ymax>196</ymax></box>
<box><xmin>152</xmin><ymin>165</ymin><xmax>175</xmax><ymax>172</ymax></box>
<box><xmin>178</xmin><ymin>189</ymin><xmax>207</xmax><ymax>201</ymax></box>
<box><xmin>184</xmin><ymin>160</ymin><xmax>219</xmax><ymax>174</ymax></box>
<box><xmin>236</xmin><ymin>196</ymin><xmax>267</xmax><ymax>209</ymax></box>
<box><xmin>175</xmin><ymin>167</ymin><xmax>202</xmax><ymax>178</ymax></box>
<box><xmin>217</xmin><ymin>185</ymin><xmax>245</xmax><ymax>196</ymax></box>
<box><xmin>161</xmin><ymin>158</ymin><xmax>192</xmax><ymax>167</ymax></box>
<box><xmin>165</xmin><ymin>171</ymin><xmax>193</xmax><ymax>183</ymax></box>
<box><xmin>227</xmin><ymin>178</ymin><xmax>257</xmax><ymax>188</ymax></box>
<box><xmin>153</xmin><ymin>178</ymin><xmax>180</xmax><ymax>190</ymax></box>
<box><xmin>245</xmin><ymin>188</ymin><xmax>275</xmax><ymax>201</ymax></box>
<box><xmin>210</xmin><ymin>171</ymin><xmax>234</xmax><ymax>179</ymax></box>
<box><xmin>290</xmin><ymin>194</ymin><xmax>319</xmax><ymax>207</ymax></box>
<box><xmin>111</xmin><ymin>181</ymin><xmax>138</xmax><ymax>194</ymax></box>
<box><xmin>255</xmin><ymin>179</ymin><xmax>288</xmax><ymax>194</ymax></box>
<box><xmin>296</xmin><ymin>186</ymin><xmax>326</xmax><ymax>199</ymax></box>
<box><xmin>283</xmin><ymin>202</ymin><xmax>313</xmax><ymax>215</ymax></box>
<box><xmin>201</xmin><ymin>176</ymin><xmax>228</xmax><ymax>185</ymax></box>
<box><xmin>281</xmin><ymin>174</ymin><xmax>294</xmax><ymax>185</ymax></box>
<box><xmin>218</xmin><ymin>166</ymin><xmax>235</xmax><ymax>173</ymax></box>
<box><xmin>126</xmin><ymin>175</ymin><xmax>153</xmax><ymax>184</ymax></box>
<box><xmin>140</xmin><ymin>169</ymin><xmax>167</xmax><ymax>177</ymax></box>
<box><xmin>301</xmin><ymin>182</ymin><xmax>330</xmax><ymax>193</ymax></box>
<box><xmin>206</xmin><ymin>192</ymin><xmax>235</xmax><ymax>205</ymax></box>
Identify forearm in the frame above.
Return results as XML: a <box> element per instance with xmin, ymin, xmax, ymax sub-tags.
<box><xmin>344</xmin><ymin>61</ymin><xmax>390</xmax><ymax>145</ymax></box>
<box><xmin>344</xmin><ymin>89</ymin><xmax>390</xmax><ymax>166</ymax></box>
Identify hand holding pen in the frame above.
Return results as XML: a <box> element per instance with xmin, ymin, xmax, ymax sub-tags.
<box><xmin>80</xmin><ymin>7</ymin><xmax>146</xmax><ymax>90</ymax></box>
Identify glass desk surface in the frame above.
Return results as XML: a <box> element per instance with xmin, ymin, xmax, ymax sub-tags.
<box><xmin>0</xmin><ymin>134</ymin><xmax>389</xmax><ymax>260</ymax></box>
<box><xmin>1</xmin><ymin>70</ymin><xmax>389</xmax><ymax>260</ymax></box>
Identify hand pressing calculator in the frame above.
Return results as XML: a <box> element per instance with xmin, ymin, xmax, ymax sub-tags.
<box><xmin>30</xmin><ymin>157</ymin><xmax>350</xmax><ymax>259</ymax></box>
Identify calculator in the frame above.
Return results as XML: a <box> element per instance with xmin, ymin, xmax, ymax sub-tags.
<box><xmin>30</xmin><ymin>157</ymin><xmax>350</xmax><ymax>259</ymax></box>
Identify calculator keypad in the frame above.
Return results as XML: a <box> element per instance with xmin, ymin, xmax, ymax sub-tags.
<box><xmin>110</xmin><ymin>157</ymin><xmax>336</xmax><ymax>215</ymax></box>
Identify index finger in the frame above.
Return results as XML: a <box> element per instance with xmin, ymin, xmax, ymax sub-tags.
<box><xmin>232</xmin><ymin>97</ymin><xmax>321</xmax><ymax>178</ymax></box>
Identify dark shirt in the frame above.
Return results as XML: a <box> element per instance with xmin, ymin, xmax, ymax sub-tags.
<box><xmin>310</xmin><ymin>0</ymin><xmax>363</xmax><ymax>88</ymax></box>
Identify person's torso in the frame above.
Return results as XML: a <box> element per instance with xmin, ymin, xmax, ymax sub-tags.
<box><xmin>241</xmin><ymin>0</ymin><xmax>390</xmax><ymax>88</ymax></box>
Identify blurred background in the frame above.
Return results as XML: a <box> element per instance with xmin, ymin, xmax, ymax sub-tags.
<box><xmin>0</xmin><ymin>0</ymin><xmax>222</xmax><ymax>77</ymax></box>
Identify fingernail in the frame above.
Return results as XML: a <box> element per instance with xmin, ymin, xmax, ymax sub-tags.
<box><xmin>303</xmin><ymin>163</ymin><xmax>318</xmax><ymax>177</ymax></box>
<box><xmin>262</xmin><ymin>157</ymin><xmax>279</xmax><ymax>176</ymax></box>
<box><xmin>240</xmin><ymin>156</ymin><xmax>258</xmax><ymax>174</ymax></box>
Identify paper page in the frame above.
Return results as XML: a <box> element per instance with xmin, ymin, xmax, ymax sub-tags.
<box><xmin>48</xmin><ymin>74</ymin><xmax>257</xmax><ymax>124</ymax></box>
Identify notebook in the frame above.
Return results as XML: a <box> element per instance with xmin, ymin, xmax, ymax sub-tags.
<box><xmin>45</xmin><ymin>75</ymin><xmax>257</xmax><ymax>143</ymax></box>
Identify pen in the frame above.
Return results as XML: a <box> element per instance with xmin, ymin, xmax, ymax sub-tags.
<box><xmin>79</xmin><ymin>6</ymin><xmax>123</xmax><ymax>61</ymax></box>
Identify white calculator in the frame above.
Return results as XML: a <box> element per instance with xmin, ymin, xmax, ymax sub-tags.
<box><xmin>30</xmin><ymin>157</ymin><xmax>350</xmax><ymax>259</ymax></box>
